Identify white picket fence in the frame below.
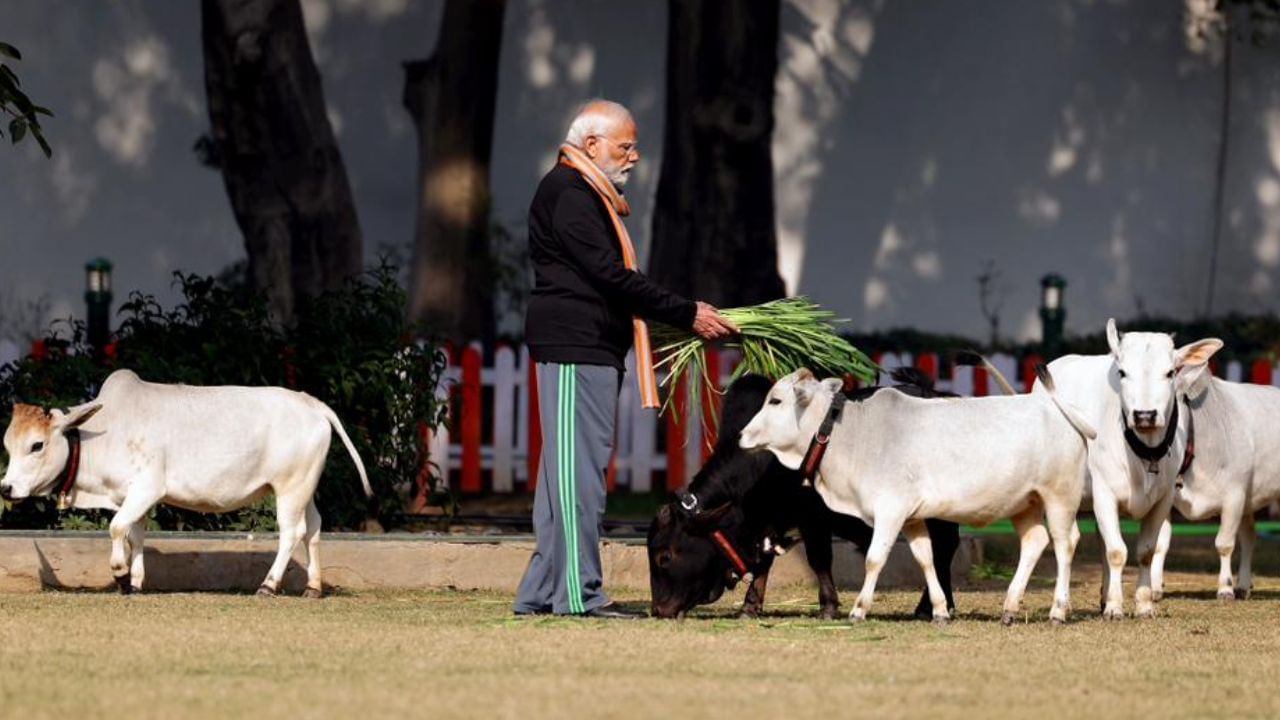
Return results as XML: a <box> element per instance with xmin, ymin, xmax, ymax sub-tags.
<box><xmin>429</xmin><ymin>344</ymin><xmax>1279</xmax><ymax>494</ymax></box>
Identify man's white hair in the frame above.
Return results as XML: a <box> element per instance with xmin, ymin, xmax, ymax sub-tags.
<box><xmin>564</xmin><ymin>100</ymin><xmax>634</xmax><ymax>148</ymax></box>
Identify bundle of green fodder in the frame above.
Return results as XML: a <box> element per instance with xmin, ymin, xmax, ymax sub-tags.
<box><xmin>651</xmin><ymin>297</ymin><xmax>879</xmax><ymax>429</ymax></box>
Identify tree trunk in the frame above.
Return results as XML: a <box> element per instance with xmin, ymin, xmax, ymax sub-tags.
<box><xmin>1203</xmin><ymin>6</ymin><xmax>1235</xmax><ymax>317</ymax></box>
<box><xmin>201</xmin><ymin>0</ymin><xmax>363</xmax><ymax>325</ymax></box>
<box><xmin>649</xmin><ymin>0</ymin><xmax>786</xmax><ymax>308</ymax></box>
<box><xmin>403</xmin><ymin>0</ymin><xmax>506</xmax><ymax>344</ymax></box>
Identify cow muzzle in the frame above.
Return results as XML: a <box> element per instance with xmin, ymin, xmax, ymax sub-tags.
<box><xmin>1131</xmin><ymin>410</ymin><xmax>1158</xmax><ymax>431</ymax></box>
<box><xmin>0</xmin><ymin>483</ymin><xmax>13</xmax><ymax>500</ymax></box>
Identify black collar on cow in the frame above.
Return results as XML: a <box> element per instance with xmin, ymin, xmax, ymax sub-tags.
<box><xmin>1122</xmin><ymin>397</ymin><xmax>1194</xmax><ymax>476</ymax></box>
<box><xmin>55</xmin><ymin>429</ymin><xmax>82</xmax><ymax>511</ymax></box>
<box><xmin>801</xmin><ymin>375</ymin><xmax>858</xmax><ymax>481</ymax></box>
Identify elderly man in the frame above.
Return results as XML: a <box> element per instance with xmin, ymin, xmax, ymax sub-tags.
<box><xmin>514</xmin><ymin>100</ymin><xmax>737</xmax><ymax>619</ymax></box>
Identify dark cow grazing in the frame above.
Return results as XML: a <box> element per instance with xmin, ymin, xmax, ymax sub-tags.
<box><xmin>647</xmin><ymin>371</ymin><xmax>961</xmax><ymax>620</ymax></box>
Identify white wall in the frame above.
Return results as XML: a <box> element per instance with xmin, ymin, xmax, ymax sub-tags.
<box><xmin>0</xmin><ymin>0</ymin><xmax>1275</xmax><ymax>343</ymax></box>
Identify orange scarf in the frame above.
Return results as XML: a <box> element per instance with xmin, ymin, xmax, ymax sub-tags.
<box><xmin>558</xmin><ymin>143</ymin><xmax>660</xmax><ymax>409</ymax></box>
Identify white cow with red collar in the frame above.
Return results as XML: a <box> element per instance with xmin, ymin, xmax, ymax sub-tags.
<box><xmin>1</xmin><ymin>369</ymin><xmax>369</xmax><ymax>596</ymax></box>
<box><xmin>740</xmin><ymin>367</ymin><xmax>1096</xmax><ymax>625</ymax></box>
<box><xmin>1154</xmin><ymin>346</ymin><xmax>1280</xmax><ymax>600</ymax></box>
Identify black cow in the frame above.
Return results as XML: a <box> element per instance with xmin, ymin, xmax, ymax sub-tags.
<box><xmin>647</xmin><ymin>371</ymin><xmax>961</xmax><ymax>620</ymax></box>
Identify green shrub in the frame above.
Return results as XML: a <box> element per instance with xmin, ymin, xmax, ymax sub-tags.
<box><xmin>0</xmin><ymin>262</ymin><xmax>449</xmax><ymax>531</ymax></box>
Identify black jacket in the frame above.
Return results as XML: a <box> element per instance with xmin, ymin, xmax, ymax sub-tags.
<box><xmin>525</xmin><ymin>164</ymin><xmax>697</xmax><ymax>369</ymax></box>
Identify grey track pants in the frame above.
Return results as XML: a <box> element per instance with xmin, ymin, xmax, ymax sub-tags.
<box><xmin>514</xmin><ymin>362</ymin><xmax>620</xmax><ymax>615</ymax></box>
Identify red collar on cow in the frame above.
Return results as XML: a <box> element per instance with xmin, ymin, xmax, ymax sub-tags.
<box><xmin>55</xmin><ymin>429</ymin><xmax>82</xmax><ymax>511</ymax></box>
<box><xmin>711</xmin><ymin>529</ymin><xmax>749</xmax><ymax>579</ymax></box>
<box><xmin>1122</xmin><ymin>397</ymin><xmax>1192</xmax><ymax>475</ymax></box>
<box><xmin>1177</xmin><ymin>396</ymin><xmax>1196</xmax><ymax>479</ymax></box>
<box><xmin>801</xmin><ymin>374</ymin><xmax>858</xmax><ymax>481</ymax></box>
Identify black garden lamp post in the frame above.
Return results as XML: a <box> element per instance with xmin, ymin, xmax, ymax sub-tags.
<box><xmin>1039</xmin><ymin>273</ymin><xmax>1066</xmax><ymax>359</ymax></box>
<box><xmin>85</xmin><ymin>257</ymin><xmax>113</xmax><ymax>362</ymax></box>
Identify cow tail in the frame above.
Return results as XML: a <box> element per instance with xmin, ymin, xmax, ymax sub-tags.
<box><xmin>953</xmin><ymin>350</ymin><xmax>1017</xmax><ymax>396</ymax></box>
<box><xmin>1035</xmin><ymin>364</ymin><xmax>1097</xmax><ymax>442</ymax></box>
<box><xmin>317</xmin><ymin>402</ymin><xmax>373</xmax><ymax>497</ymax></box>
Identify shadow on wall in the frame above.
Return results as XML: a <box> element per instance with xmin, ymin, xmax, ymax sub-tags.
<box><xmin>793</xmin><ymin>0</ymin><xmax>1267</xmax><ymax>341</ymax></box>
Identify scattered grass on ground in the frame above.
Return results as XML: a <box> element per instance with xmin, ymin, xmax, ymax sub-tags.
<box><xmin>1</xmin><ymin>553</ymin><xmax>1278</xmax><ymax>720</ymax></box>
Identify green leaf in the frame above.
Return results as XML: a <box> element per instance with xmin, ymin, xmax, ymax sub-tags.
<box><xmin>0</xmin><ymin>43</ymin><xmax>19</xmax><ymax>60</ymax></box>
<box><xmin>9</xmin><ymin>117</ymin><xmax>25</xmax><ymax>144</ymax></box>
<box><xmin>0</xmin><ymin>63</ymin><xmax>19</xmax><ymax>89</ymax></box>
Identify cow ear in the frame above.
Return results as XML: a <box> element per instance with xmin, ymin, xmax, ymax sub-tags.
<box><xmin>51</xmin><ymin>402</ymin><xmax>102</xmax><ymax>432</ymax></box>
<box><xmin>793</xmin><ymin>376</ymin><xmax>822</xmax><ymax>407</ymax></box>
<box><xmin>821</xmin><ymin>377</ymin><xmax>843</xmax><ymax>395</ymax></box>
<box><xmin>687</xmin><ymin>503</ymin><xmax>733</xmax><ymax>533</ymax></box>
<box><xmin>1106</xmin><ymin>318</ymin><xmax>1122</xmax><ymax>357</ymax></box>
<box><xmin>1175</xmin><ymin>338</ymin><xmax>1223</xmax><ymax>370</ymax></box>
<box><xmin>656</xmin><ymin>504</ymin><xmax>673</xmax><ymax>526</ymax></box>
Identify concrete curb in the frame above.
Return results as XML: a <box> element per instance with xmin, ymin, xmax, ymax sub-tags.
<box><xmin>0</xmin><ymin>531</ymin><xmax>980</xmax><ymax>595</ymax></box>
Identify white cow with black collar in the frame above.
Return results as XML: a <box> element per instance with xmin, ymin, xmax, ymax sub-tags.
<box><xmin>740</xmin><ymin>367</ymin><xmax>1096</xmax><ymax>625</ymax></box>
<box><xmin>1</xmin><ymin>369</ymin><xmax>369</xmax><ymax>596</ymax></box>
<box><xmin>1032</xmin><ymin>319</ymin><xmax>1221</xmax><ymax>618</ymax></box>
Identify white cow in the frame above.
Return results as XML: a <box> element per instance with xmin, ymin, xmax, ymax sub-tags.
<box><xmin>739</xmin><ymin>367</ymin><xmax>1096</xmax><ymax>625</ymax></box>
<box><xmin>1</xmin><ymin>369</ymin><xmax>369</xmax><ymax>597</ymax></box>
<box><xmin>1150</xmin><ymin>353</ymin><xmax>1280</xmax><ymax>600</ymax></box>
<box><xmin>1033</xmin><ymin>320</ymin><xmax>1221</xmax><ymax>618</ymax></box>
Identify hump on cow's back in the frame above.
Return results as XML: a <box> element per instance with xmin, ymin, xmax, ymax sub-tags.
<box><xmin>716</xmin><ymin>374</ymin><xmax>774</xmax><ymax>451</ymax></box>
<box><xmin>99</xmin><ymin>368</ymin><xmax>143</xmax><ymax>394</ymax></box>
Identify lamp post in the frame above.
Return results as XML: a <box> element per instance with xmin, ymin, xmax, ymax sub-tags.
<box><xmin>85</xmin><ymin>258</ymin><xmax>113</xmax><ymax>362</ymax></box>
<box><xmin>1039</xmin><ymin>273</ymin><xmax>1066</xmax><ymax>359</ymax></box>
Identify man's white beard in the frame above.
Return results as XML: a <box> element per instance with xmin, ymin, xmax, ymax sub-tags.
<box><xmin>606</xmin><ymin>166</ymin><xmax>630</xmax><ymax>192</ymax></box>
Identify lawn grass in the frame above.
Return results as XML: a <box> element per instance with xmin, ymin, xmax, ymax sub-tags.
<box><xmin>0</xmin><ymin>546</ymin><xmax>1278</xmax><ymax>720</ymax></box>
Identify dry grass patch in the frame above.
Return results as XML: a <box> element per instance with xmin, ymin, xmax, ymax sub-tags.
<box><xmin>0</xmin><ymin>560</ymin><xmax>1278</xmax><ymax>720</ymax></box>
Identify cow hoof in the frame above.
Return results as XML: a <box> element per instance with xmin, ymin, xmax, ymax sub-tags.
<box><xmin>1234</xmin><ymin>587</ymin><xmax>1251</xmax><ymax>601</ymax></box>
<box><xmin>1150</xmin><ymin>591</ymin><xmax>1163</xmax><ymax>603</ymax></box>
<box><xmin>115</xmin><ymin>575</ymin><xmax>133</xmax><ymax>595</ymax></box>
<box><xmin>1135</xmin><ymin>606</ymin><xmax>1156</xmax><ymax>620</ymax></box>
<box><xmin>302</xmin><ymin>587</ymin><xmax>323</xmax><ymax>600</ymax></box>
<box><xmin>1217</xmin><ymin>589</ymin><xmax>1235</xmax><ymax>602</ymax></box>
<box><xmin>1102</xmin><ymin>607</ymin><xmax>1125</xmax><ymax>621</ymax></box>
<box><xmin>1050</xmin><ymin>616</ymin><xmax>1066</xmax><ymax>626</ymax></box>
<box><xmin>931</xmin><ymin>616</ymin><xmax>950</xmax><ymax>627</ymax></box>
<box><xmin>256</xmin><ymin>584</ymin><xmax>277</xmax><ymax>598</ymax></box>
<box><xmin>1001</xmin><ymin>612</ymin><xmax>1016</xmax><ymax>626</ymax></box>
<box><xmin>819</xmin><ymin>606</ymin><xmax>839</xmax><ymax>621</ymax></box>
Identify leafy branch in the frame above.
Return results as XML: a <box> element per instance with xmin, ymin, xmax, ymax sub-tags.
<box><xmin>0</xmin><ymin>41</ymin><xmax>53</xmax><ymax>157</ymax></box>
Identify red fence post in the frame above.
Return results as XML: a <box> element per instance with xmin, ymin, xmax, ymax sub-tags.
<box><xmin>1021</xmin><ymin>354</ymin><xmax>1043</xmax><ymax>393</ymax></box>
<box><xmin>1251</xmin><ymin>358</ymin><xmax>1272</xmax><ymax>385</ymax></box>
<box><xmin>527</xmin><ymin>358</ymin><xmax>541</xmax><ymax>492</ymax></box>
<box><xmin>701</xmin><ymin>348</ymin><xmax>722</xmax><ymax>461</ymax></box>
<box><xmin>460</xmin><ymin>345</ymin><xmax>483</xmax><ymax>494</ymax></box>
<box><xmin>666</xmin><ymin>374</ymin><xmax>688</xmax><ymax>492</ymax></box>
<box><xmin>915</xmin><ymin>352</ymin><xmax>938</xmax><ymax>380</ymax></box>
<box><xmin>972</xmin><ymin>364</ymin><xmax>988</xmax><ymax>396</ymax></box>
